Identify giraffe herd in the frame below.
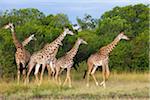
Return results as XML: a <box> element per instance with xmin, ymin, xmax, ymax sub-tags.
<box><xmin>3</xmin><ymin>23</ymin><xmax>129</xmax><ymax>88</ymax></box>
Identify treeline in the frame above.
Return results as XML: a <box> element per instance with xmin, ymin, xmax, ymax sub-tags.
<box><xmin>0</xmin><ymin>4</ymin><xmax>149</xmax><ymax>78</ymax></box>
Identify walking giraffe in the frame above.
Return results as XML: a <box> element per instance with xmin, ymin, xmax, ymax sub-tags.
<box><xmin>26</xmin><ymin>28</ymin><xmax>74</xmax><ymax>85</ymax></box>
<box><xmin>55</xmin><ymin>38</ymin><xmax>87</xmax><ymax>87</ymax></box>
<box><xmin>84</xmin><ymin>32</ymin><xmax>129</xmax><ymax>88</ymax></box>
<box><xmin>4</xmin><ymin>23</ymin><xmax>36</xmax><ymax>84</ymax></box>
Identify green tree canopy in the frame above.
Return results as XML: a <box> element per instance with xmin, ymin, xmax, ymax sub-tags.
<box><xmin>77</xmin><ymin>14</ymin><xmax>98</xmax><ymax>30</ymax></box>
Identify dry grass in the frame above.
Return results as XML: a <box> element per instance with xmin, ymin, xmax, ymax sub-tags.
<box><xmin>0</xmin><ymin>73</ymin><xmax>149</xmax><ymax>100</ymax></box>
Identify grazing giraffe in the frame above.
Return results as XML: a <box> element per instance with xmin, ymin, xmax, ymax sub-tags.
<box><xmin>84</xmin><ymin>32</ymin><xmax>129</xmax><ymax>88</ymax></box>
<box><xmin>4</xmin><ymin>23</ymin><xmax>36</xmax><ymax>84</ymax></box>
<box><xmin>55</xmin><ymin>38</ymin><xmax>87</xmax><ymax>87</ymax></box>
<box><xmin>26</xmin><ymin>28</ymin><xmax>74</xmax><ymax>85</ymax></box>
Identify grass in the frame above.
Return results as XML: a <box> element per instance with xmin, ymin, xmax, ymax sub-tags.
<box><xmin>0</xmin><ymin>72</ymin><xmax>149</xmax><ymax>100</ymax></box>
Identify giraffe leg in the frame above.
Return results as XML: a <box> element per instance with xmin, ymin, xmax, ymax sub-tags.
<box><xmin>105</xmin><ymin>64</ymin><xmax>110</xmax><ymax>80</ymax></box>
<box><xmin>17</xmin><ymin>63</ymin><xmax>20</xmax><ymax>85</ymax></box>
<box><xmin>63</xmin><ymin>69</ymin><xmax>68</xmax><ymax>87</ymax></box>
<box><xmin>86</xmin><ymin>61</ymin><xmax>93</xmax><ymax>87</ymax></box>
<box><xmin>100</xmin><ymin>64</ymin><xmax>106</xmax><ymax>88</ymax></box>
<box><xmin>50</xmin><ymin>62</ymin><xmax>55</xmax><ymax>81</ymax></box>
<box><xmin>91</xmin><ymin>66</ymin><xmax>99</xmax><ymax>86</ymax></box>
<box><xmin>22</xmin><ymin>63</ymin><xmax>26</xmax><ymax>84</ymax></box>
<box><xmin>67</xmin><ymin>68</ymin><xmax>72</xmax><ymax>88</ymax></box>
<box><xmin>26</xmin><ymin>61</ymin><xmax>35</xmax><ymax>84</ymax></box>
<box><xmin>55</xmin><ymin>66</ymin><xmax>60</xmax><ymax>85</ymax></box>
<box><xmin>63</xmin><ymin>68</ymin><xmax>71</xmax><ymax>87</ymax></box>
<box><xmin>55</xmin><ymin>68</ymin><xmax>64</xmax><ymax>85</ymax></box>
<box><xmin>39</xmin><ymin>64</ymin><xmax>46</xmax><ymax>85</ymax></box>
<box><xmin>58</xmin><ymin>68</ymin><xmax>65</xmax><ymax>85</ymax></box>
<box><xmin>22</xmin><ymin>69</ymin><xmax>26</xmax><ymax>82</ymax></box>
<box><xmin>34</xmin><ymin>64</ymin><xmax>41</xmax><ymax>83</ymax></box>
<box><xmin>58</xmin><ymin>73</ymin><xmax>61</xmax><ymax>85</ymax></box>
<box><xmin>49</xmin><ymin>61</ymin><xmax>55</xmax><ymax>76</ymax></box>
<box><xmin>47</xmin><ymin>64</ymin><xmax>52</xmax><ymax>80</ymax></box>
<box><xmin>63</xmin><ymin>76</ymin><xmax>68</xmax><ymax>87</ymax></box>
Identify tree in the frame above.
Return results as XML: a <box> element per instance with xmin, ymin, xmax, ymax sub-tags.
<box><xmin>97</xmin><ymin>16</ymin><xmax>131</xmax><ymax>35</ymax></box>
<box><xmin>77</xmin><ymin>14</ymin><xmax>98</xmax><ymax>30</ymax></box>
<box><xmin>100</xmin><ymin>4</ymin><xmax>149</xmax><ymax>36</ymax></box>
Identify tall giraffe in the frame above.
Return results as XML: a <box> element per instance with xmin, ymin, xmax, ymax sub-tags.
<box><xmin>84</xmin><ymin>32</ymin><xmax>129</xmax><ymax>88</ymax></box>
<box><xmin>26</xmin><ymin>28</ymin><xmax>74</xmax><ymax>85</ymax></box>
<box><xmin>4</xmin><ymin>23</ymin><xmax>36</xmax><ymax>84</ymax></box>
<box><xmin>55</xmin><ymin>38</ymin><xmax>87</xmax><ymax>87</ymax></box>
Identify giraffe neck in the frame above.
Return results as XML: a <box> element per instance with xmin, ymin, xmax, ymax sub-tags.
<box><xmin>52</xmin><ymin>31</ymin><xmax>66</xmax><ymax>45</ymax></box>
<box><xmin>22</xmin><ymin>34</ymin><xmax>34</xmax><ymax>47</ymax></box>
<box><xmin>44</xmin><ymin>31</ymin><xmax>67</xmax><ymax>57</ymax></box>
<box><xmin>54</xmin><ymin>32</ymin><xmax>66</xmax><ymax>55</ymax></box>
<box><xmin>11</xmin><ymin>28</ymin><xmax>22</xmax><ymax>49</ymax></box>
<box><xmin>104</xmin><ymin>36</ymin><xmax>121</xmax><ymax>54</ymax></box>
<box><xmin>66</xmin><ymin>41</ymin><xmax>81</xmax><ymax>59</ymax></box>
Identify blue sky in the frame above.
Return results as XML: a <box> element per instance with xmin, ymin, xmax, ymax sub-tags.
<box><xmin>0</xmin><ymin>0</ymin><xmax>148</xmax><ymax>24</ymax></box>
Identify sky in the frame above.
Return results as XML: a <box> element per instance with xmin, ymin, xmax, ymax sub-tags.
<box><xmin>0</xmin><ymin>0</ymin><xmax>149</xmax><ymax>24</ymax></box>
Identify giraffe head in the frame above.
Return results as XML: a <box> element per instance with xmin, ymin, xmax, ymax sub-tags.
<box><xmin>118</xmin><ymin>32</ymin><xmax>129</xmax><ymax>40</ymax></box>
<box><xmin>77</xmin><ymin>38</ymin><xmax>88</xmax><ymax>45</ymax></box>
<box><xmin>4</xmin><ymin>23</ymin><xmax>15</xmax><ymax>32</ymax></box>
<box><xmin>29</xmin><ymin>34</ymin><xmax>37</xmax><ymax>41</ymax></box>
<box><xmin>64</xmin><ymin>28</ymin><xmax>74</xmax><ymax>36</ymax></box>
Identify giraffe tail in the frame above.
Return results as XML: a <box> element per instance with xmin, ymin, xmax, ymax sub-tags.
<box><xmin>83</xmin><ymin>70</ymin><xmax>87</xmax><ymax>79</ymax></box>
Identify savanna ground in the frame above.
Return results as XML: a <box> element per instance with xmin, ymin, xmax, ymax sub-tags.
<box><xmin>0</xmin><ymin>70</ymin><xmax>149</xmax><ymax>100</ymax></box>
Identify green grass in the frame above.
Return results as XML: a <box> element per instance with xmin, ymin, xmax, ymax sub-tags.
<box><xmin>0</xmin><ymin>73</ymin><xmax>149</xmax><ymax>100</ymax></box>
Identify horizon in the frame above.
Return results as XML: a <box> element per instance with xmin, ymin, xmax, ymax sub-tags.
<box><xmin>0</xmin><ymin>0</ymin><xmax>148</xmax><ymax>24</ymax></box>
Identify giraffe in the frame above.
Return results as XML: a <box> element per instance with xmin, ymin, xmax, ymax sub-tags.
<box><xmin>55</xmin><ymin>38</ymin><xmax>87</xmax><ymax>87</ymax></box>
<box><xmin>4</xmin><ymin>23</ymin><xmax>36</xmax><ymax>84</ymax></box>
<box><xmin>22</xmin><ymin>34</ymin><xmax>36</xmax><ymax>47</ymax></box>
<box><xmin>26</xmin><ymin>28</ymin><xmax>74</xmax><ymax>85</ymax></box>
<box><xmin>84</xmin><ymin>32</ymin><xmax>129</xmax><ymax>88</ymax></box>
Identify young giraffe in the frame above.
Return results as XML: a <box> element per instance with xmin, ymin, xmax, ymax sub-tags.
<box><xmin>26</xmin><ymin>28</ymin><xmax>74</xmax><ymax>85</ymax></box>
<box><xmin>85</xmin><ymin>32</ymin><xmax>129</xmax><ymax>88</ymax></box>
<box><xmin>55</xmin><ymin>38</ymin><xmax>87</xmax><ymax>87</ymax></box>
<box><xmin>4</xmin><ymin>23</ymin><xmax>36</xmax><ymax>84</ymax></box>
